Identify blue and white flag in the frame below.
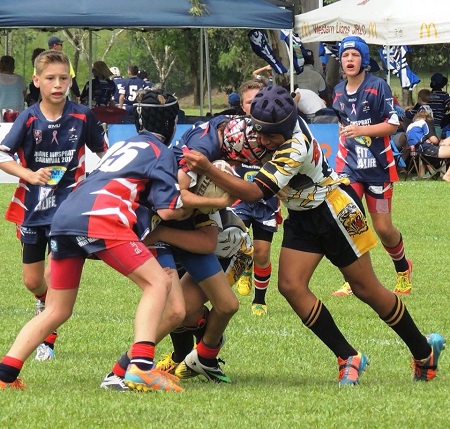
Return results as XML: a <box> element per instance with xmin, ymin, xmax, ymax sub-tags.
<box><xmin>379</xmin><ymin>46</ymin><xmax>420</xmax><ymax>90</ymax></box>
<box><xmin>280</xmin><ymin>30</ymin><xmax>307</xmax><ymax>74</ymax></box>
<box><xmin>248</xmin><ymin>29</ymin><xmax>287</xmax><ymax>75</ymax></box>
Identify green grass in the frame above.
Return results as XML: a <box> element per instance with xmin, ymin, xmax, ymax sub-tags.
<box><xmin>0</xmin><ymin>181</ymin><xmax>449</xmax><ymax>429</ymax></box>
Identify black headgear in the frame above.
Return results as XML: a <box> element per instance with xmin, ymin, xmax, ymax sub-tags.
<box><xmin>250</xmin><ymin>86</ymin><xmax>297</xmax><ymax>141</ymax></box>
<box><xmin>133</xmin><ymin>89</ymin><xmax>179</xmax><ymax>145</ymax></box>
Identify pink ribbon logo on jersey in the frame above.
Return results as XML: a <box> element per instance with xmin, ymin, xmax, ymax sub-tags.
<box><xmin>51</xmin><ymin>131</ymin><xmax>59</xmax><ymax>145</ymax></box>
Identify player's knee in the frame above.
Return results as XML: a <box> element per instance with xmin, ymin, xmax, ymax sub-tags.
<box><xmin>278</xmin><ymin>277</ymin><xmax>302</xmax><ymax>298</ymax></box>
<box><xmin>22</xmin><ymin>275</ymin><xmax>44</xmax><ymax>294</ymax></box>
<box><xmin>168</xmin><ymin>306</ymin><xmax>186</xmax><ymax>331</ymax></box>
<box><xmin>215</xmin><ymin>294</ymin><xmax>239</xmax><ymax>317</ymax></box>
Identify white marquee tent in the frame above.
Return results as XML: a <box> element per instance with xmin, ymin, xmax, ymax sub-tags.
<box><xmin>295</xmin><ymin>0</ymin><xmax>450</xmax><ymax>46</ymax></box>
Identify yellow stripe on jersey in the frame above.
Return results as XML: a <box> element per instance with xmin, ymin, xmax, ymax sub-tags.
<box><xmin>325</xmin><ymin>187</ymin><xmax>377</xmax><ymax>258</ymax></box>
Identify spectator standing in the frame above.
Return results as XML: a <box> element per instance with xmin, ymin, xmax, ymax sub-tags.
<box><xmin>80</xmin><ymin>60</ymin><xmax>116</xmax><ymax>107</ymax></box>
<box><xmin>295</xmin><ymin>50</ymin><xmax>331</xmax><ymax>106</ymax></box>
<box><xmin>47</xmin><ymin>36</ymin><xmax>81</xmax><ymax>103</ymax></box>
<box><xmin>25</xmin><ymin>48</ymin><xmax>45</xmax><ymax>107</ymax></box>
<box><xmin>428</xmin><ymin>72</ymin><xmax>450</xmax><ymax>136</ymax></box>
<box><xmin>0</xmin><ymin>55</ymin><xmax>26</xmax><ymax>117</ymax></box>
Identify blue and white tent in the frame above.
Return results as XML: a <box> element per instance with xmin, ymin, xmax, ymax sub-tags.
<box><xmin>0</xmin><ymin>0</ymin><xmax>293</xmax><ymax>30</ymax></box>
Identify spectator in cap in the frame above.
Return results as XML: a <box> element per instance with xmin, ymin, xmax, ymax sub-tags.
<box><xmin>429</xmin><ymin>72</ymin><xmax>450</xmax><ymax>135</ymax></box>
<box><xmin>228</xmin><ymin>92</ymin><xmax>240</xmax><ymax>108</ymax></box>
<box><xmin>110</xmin><ymin>66</ymin><xmax>121</xmax><ymax>78</ymax></box>
<box><xmin>213</xmin><ymin>91</ymin><xmax>244</xmax><ymax>116</ymax></box>
<box><xmin>48</xmin><ymin>36</ymin><xmax>64</xmax><ymax>49</ymax></box>
<box><xmin>47</xmin><ymin>36</ymin><xmax>81</xmax><ymax>103</ymax></box>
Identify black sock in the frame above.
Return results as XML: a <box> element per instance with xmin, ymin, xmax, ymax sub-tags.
<box><xmin>381</xmin><ymin>296</ymin><xmax>430</xmax><ymax>360</ymax></box>
<box><xmin>0</xmin><ymin>363</ymin><xmax>20</xmax><ymax>383</ymax></box>
<box><xmin>170</xmin><ymin>331</ymin><xmax>195</xmax><ymax>363</ymax></box>
<box><xmin>303</xmin><ymin>299</ymin><xmax>357</xmax><ymax>360</ymax></box>
<box><xmin>117</xmin><ymin>352</ymin><xmax>131</xmax><ymax>372</ymax></box>
<box><xmin>253</xmin><ymin>287</ymin><xmax>267</xmax><ymax>305</ymax></box>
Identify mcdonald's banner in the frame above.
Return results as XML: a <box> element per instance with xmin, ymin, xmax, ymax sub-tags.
<box><xmin>295</xmin><ymin>0</ymin><xmax>450</xmax><ymax>46</ymax></box>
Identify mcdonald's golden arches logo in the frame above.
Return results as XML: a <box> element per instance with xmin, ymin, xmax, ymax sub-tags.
<box><xmin>368</xmin><ymin>22</ymin><xmax>377</xmax><ymax>38</ymax></box>
<box><xmin>420</xmin><ymin>22</ymin><xmax>438</xmax><ymax>38</ymax></box>
<box><xmin>301</xmin><ymin>22</ymin><xmax>311</xmax><ymax>38</ymax></box>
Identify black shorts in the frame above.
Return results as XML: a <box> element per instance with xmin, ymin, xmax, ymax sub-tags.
<box><xmin>419</xmin><ymin>143</ymin><xmax>439</xmax><ymax>157</ymax></box>
<box><xmin>19</xmin><ymin>225</ymin><xmax>51</xmax><ymax>264</ymax></box>
<box><xmin>281</xmin><ymin>186</ymin><xmax>377</xmax><ymax>268</ymax></box>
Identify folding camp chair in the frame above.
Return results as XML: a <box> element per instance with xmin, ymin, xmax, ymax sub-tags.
<box><xmin>404</xmin><ymin>150</ymin><xmax>445</xmax><ymax>180</ymax></box>
<box><xmin>390</xmin><ymin>139</ymin><xmax>406</xmax><ymax>170</ymax></box>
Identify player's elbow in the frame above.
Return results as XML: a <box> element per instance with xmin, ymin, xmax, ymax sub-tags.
<box><xmin>241</xmin><ymin>184</ymin><xmax>265</xmax><ymax>203</ymax></box>
<box><xmin>157</xmin><ymin>207</ymin><xmax>190</xmax><ymax>221</ymax></box>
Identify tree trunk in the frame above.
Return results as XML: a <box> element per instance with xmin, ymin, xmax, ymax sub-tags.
<box><xmin>401</xmin><ymin>88</ymin><xmax>413</xmax><ymax>107</ymax></box>
<box><xmin>326</xmin><ymin>56</ymin><xmax>341</xmax><ymax>93</ymax></box>
<box><xmin>267</xmin><ymin>30</ymin><xmax>289</xmax><ymax>88</ymax></box>
<box><xmin>401</xmin><ymin>49</ymin><xmax>414</xmax><ymax>106</ymax></box>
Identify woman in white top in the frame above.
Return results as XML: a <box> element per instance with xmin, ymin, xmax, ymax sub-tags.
<box><xmin>0</xmin><ymin>55</ymin><xmax>26</xmax><ymax>115</ymax></box>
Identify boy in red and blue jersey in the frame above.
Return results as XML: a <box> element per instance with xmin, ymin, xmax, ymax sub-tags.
<box><xmin>0</xmin><ymin>50</ymin><xmax>107</xmax><ymax>361</ymax></box>
<box><xmin>332</xmin><ymin>36</ymin><xmax>413</xmax><ymax>296</ymax></box>
<box><xmin>0</xmin><ymin>88</ymin><xmax>194</xmax><ymax>391</ymax></box>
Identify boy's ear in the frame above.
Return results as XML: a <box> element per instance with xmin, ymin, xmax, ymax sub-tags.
<box><xmin>32</xmin><ymin>75</ymin><xmax>40</xmax><ymax>88</ymax></box>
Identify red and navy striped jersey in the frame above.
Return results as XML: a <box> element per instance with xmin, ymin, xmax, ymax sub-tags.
<box><xmin>2</xmin><ymin>101</ymin><xmax>107</xmax><ymax>227</ymax></box>
<box><xmin>333</xmin><ymin>73</ymin><xmax>399</xmax><ymax>183</ymax></box>
<box><xmin>172</xmin><ymin>115</ymin><xmax>229</xmax><ymax>171</ymax></box>
<box><xmin>50</xmin><ymin>132</ymin><xmax>182</xmax><ymax>241</ymax></box>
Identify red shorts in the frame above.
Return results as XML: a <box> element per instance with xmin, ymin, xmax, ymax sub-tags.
<box><xmin>350</xmin><ymin>181</ymin><xmax>393</xmax><ymax>214</ymax></box>
<box><xmin>50</xmin><ymin>237</ymin><xmax>155</xmax><ymax>289</ymax></box>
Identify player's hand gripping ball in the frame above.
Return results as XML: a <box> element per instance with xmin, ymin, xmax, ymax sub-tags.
<box><xmin>193</xmin><ymin>160</ymin><xmax>234</xmax><ymax>214</ymax></box>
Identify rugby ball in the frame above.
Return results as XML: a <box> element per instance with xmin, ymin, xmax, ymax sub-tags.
<box><xmin>193</xmin><ymin>160</ymin><xmax>234</xmax><ymax>214</ymax></box>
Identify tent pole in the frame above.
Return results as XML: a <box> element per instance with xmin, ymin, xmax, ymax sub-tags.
<box><xmin>199</xmin><ymin>29</ymin><xmax>204</xmax><ymax>116</ymax></box>
<box><xmin>88</xmin><ymin>30</ymin><xmax>93</xmax><ymax>108</ymax></box>
<box><xmin>204</xmin><ymin>29</ymin><xmax>212</xmax><ymax>114</ymax></box>
<box><xmin>289</xmin><ymin>29</ymin><xmax>294</xmax><ymax>93</ymax></box>
<box><xmin>386</xmin><ymin>44</ymin><xmax>390</xmax><ymax>86</ymax></box>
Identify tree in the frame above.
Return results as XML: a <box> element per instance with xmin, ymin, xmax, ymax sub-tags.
<box><xmin>132</xmin><ymin>31</ymin><xmax>176</xmax><ymax>89</ymax></box>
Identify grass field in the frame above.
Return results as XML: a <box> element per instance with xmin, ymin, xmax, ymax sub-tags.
<box><xmin>0</xmin><ymin>180</ymin><xmax>449</xmax><ymax>429</ymax></box>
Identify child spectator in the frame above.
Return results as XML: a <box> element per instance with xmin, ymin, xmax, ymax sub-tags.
<box><xmin>407</xmin><ymin>110</ymin><xmax>450</xmax><ymax>179</ymax></box>
<box><xmin>404</xmin><ymin>88</ymin><xmax>434</xmax><ymax>129</ymax></box>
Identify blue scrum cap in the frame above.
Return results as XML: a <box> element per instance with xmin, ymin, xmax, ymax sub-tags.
<box><xmin>339</xmin><ymin>36</ymin><xmax>370</xmax><ymax>69</ymax></box>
